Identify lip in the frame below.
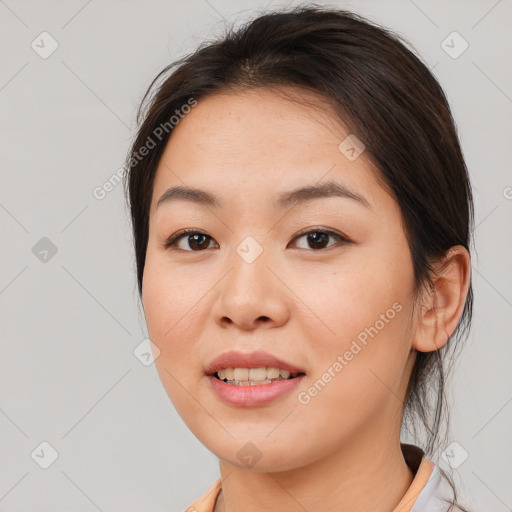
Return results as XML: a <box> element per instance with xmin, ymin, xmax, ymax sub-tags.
<box><xmin>204</xmin><ymin>350</ymin><xmax>306</xmax><ymax>375</ymax></box>
<box><xmin>207</xmin><ymin>373</ymin><xmax>306</xmax><ymax>407</ymax></box>
<box><xmin>204</xmin><ymin>350</ymin><xmax>306</xmax><ymax>408</ymax></box>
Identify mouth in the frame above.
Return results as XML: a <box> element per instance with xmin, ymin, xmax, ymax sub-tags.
<box><xmin>206</xmin><ymin>367</ymin><xmax>307</xmax><ymax>407</ymax></box>
<box><xmin>211</xmin><ymin>367</ymin><xmax>306</xmax><ymax>386</ymax></box>
<box><xmin>204</xmin><ymin>350</ymin><xmax>307</xmax><ymax>387</ymax></box>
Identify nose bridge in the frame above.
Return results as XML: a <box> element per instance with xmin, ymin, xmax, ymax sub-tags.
<box><xmin>215</xmin><ymin>232</ymin><xmax>289</xmax><ymax>328</ymax></box>
<box><xmin>228</xmin><ymin>233</ymin><xmax>272</xmax><ymax>298</ymax></box>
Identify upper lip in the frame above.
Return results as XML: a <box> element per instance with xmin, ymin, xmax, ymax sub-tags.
<box><xmin>204</xmin><ymin>350</ymin><xmax>306</xmax><ymax>375</ymax></box>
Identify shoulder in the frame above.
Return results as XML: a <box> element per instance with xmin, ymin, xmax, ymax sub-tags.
<box><xmin>185</xmin><ymin>478</ymin><xmax>222</xmax><ymax>512</ymax></box>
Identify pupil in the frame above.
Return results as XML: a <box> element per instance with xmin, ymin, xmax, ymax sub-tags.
<box><xmin>308</xmin><ymin>232</ymin><xmax>328</xmax><ymax>249</ymax></box>
<box><xmin>190</xmin><ymin>234</ymin><xmax>207</xmax><ymax>250</ymax></box>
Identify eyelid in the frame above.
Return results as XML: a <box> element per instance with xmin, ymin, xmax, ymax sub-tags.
<box><xmin>288</xmin><ymin>227</ymin><xmax>351</xmax><ymax>249</ymax></box>
<box><xmin>291</xmin><ymin>226</ymin><xmax>349</xmax><ymax>241</ymax></box>
<box><xmin>163</xmin><ymin>226</ymin><xmax>351</xmax><ymax>251</ymax></box>
<box><xmin>162</xmin><ymin>228</ymin><xmax>215</xmax><ymax>250</ymax></box>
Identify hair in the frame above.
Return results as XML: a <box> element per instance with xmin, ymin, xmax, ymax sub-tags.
<box><xmin>123</xmin><ymin>4</ymin><xmax>474</xmax><ymax>510</ymax></box>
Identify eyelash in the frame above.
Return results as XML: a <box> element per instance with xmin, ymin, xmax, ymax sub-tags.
<box><xmin>162</xmin><ymin>227</ymin><xmax>351</xmax><ymax>252</ymax></box>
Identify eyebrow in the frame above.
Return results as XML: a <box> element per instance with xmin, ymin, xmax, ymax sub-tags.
<box><xmin>156</xmin><ymin>181</ymin><xmax>371</xmax><ymax>211</ymax></box>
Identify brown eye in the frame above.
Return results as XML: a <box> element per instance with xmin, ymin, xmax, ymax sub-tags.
<box><xmin>291</xmin><ymin>229</ymin><xmax>350</xmax><ymax>250</ymax></box>
<box><xmin>186</xmin><ymin>233</ymin><xmax>212</xmax><ymax>251</ymax></box>
<box><xmin>305</xmin><ymin>232</ymin><xmax>330</xmax><ymax>250</ymax></box>
<box><xmin>164</xmin><ymin>230</ymin><xmax>216</xmax><ymax>251</ymax></box>
<box><xmin>163</xmin><ymin>227</ymin><xmax>350</xmax><ymax>252</ymax></box>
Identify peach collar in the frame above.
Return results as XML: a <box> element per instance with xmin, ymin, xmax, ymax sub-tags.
<box><xmin>186</xmin><ymin>444</ymin><xmax>436</xmax><ymax>512</ymax></box>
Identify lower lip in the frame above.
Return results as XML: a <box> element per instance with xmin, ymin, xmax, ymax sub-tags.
<box><xmin>206</xmin><ymin>374</ymin><xmax>305</xmax><ymax>407</ymax></box>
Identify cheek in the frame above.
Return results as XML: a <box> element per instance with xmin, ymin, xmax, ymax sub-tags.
<box><xmin>295</xmin><ymin>306</ymin><xmax>412</xmax><ymax>444</ymax></box>
<box><xmin>296</xmin><ymin>254</ymin><xmax>410</xmax><ymax>350</ymax></box>
<box><xmin>295</xmin><ymin>247</ymin><xmax>413</xmax><ymax>409</ymax></box>
<box><xmin>141</xmin><ymin>255</ymin><xmax>208</xmax><ymax>401</ymax></box>
<box><xmin>142</xmin><ymin>251</ymin><xmax>211</xmax><ymax>341</ymax></box>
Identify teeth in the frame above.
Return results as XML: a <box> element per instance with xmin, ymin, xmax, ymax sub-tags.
<box><xmin>233</xmin><ymin>368</ymin><xmax>249</xmax><ymax>381</ymax></box>
<box><xmin>249</xmin><ymin>367</ymin><xmax>267</xmax><ymax>380</ymax></box>
<box><xmin>267</xmin><ymin>367</ymin><xmax>280</xmax><ymax>379</ymax></box>
<box><xmin>217</xmin><ymin>367</ymin><xmax>298</xmax><ymax>383</ymax></box>
<box><xmin>223</xmin><ymin>368</ymin><xmax>234</xmax><ymax>380</ymax></box>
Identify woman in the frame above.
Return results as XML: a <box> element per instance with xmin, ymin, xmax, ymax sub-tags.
<box><xmin>123</xmin><ymin>5</ymin><xmax>474</xmax><ymax>511</ymax></box>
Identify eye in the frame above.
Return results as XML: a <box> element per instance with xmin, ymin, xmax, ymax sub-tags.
<box><xmin>163</xmin><ymin>229</ymin><xmax>217</xmax><ymax>251</ymax></box>
<box><xmin>290</xmin><ymin>228</ymin><xmax>350</xmax><ymax>250</ymax></box>
<box><xmin>163</xmin><ymin>227</ymin><xmax>350</xmax><ymax>252</ymax></box>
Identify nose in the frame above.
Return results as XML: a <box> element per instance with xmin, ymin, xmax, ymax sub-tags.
<box><xmin>213</xmin><ymin>241</ymin><xmax>290</xmax><ymax>330</ymax></box>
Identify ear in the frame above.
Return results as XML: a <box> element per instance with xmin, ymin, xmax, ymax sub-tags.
<box><xmin>412</xmin><ymin>245</ymin><xmax>471</xmax><ymax>353</ymax></box>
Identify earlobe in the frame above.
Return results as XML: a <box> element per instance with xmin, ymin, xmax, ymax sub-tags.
<box><xmin>412</xmin><ymin>245</ymin><xmax>471</xmax><ymax>353</ymax></box>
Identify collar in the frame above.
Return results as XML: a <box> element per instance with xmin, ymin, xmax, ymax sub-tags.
<box><xmin>186</xmin><ymin>443</ymin><xmax>453</xmax><ymax>512</ymax></box>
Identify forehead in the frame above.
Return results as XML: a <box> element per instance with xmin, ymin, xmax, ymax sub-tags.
<box><xmin>160</xmin><ymin>87</ymin><xmax>347</xmax><ymax>162</ymax></box>
<box><xmin>150</xmin><ymin>88</ymin><xmax>387</xmax><ymax>216</ymax></box>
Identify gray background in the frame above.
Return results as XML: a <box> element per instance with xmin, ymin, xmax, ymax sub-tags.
<box><xmin>1</xmin><ymin>0</ymin><xmax>511</xmax><ymax>510</ymax></box>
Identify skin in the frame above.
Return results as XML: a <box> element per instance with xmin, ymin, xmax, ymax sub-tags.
<box><xmin>141</xmin><ymin>87</ymin><xmax>471</xmax><ymax>512</ymax></box>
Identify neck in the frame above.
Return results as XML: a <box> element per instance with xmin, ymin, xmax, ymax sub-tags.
<box><xmin>214</xmin><ymin>426</ymin><xmax>414</xmax><ymax>512</ymax></box>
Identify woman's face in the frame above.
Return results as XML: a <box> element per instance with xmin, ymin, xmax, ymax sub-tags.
<box><xmin>142</xmin><ymin>88</ymin><xmax>418</xmax><ymax>471</ymax></box>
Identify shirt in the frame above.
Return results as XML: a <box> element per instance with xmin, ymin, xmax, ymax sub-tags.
<box><xmin>185</xmin><ymin>443</ymin><xmax>456</xmax><ymax>512</ymax></box>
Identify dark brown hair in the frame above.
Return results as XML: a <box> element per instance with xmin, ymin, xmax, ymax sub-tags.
<box><xmin>123</xmin><ymin>4</ymin><xmax>474</xmax><ymax>509</ymax></box>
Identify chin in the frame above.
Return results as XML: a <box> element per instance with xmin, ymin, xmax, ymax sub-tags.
<box><xmin>206</xmin><ymin>436</ymin><xmax>310</xmax><ymax>473</ymax></box>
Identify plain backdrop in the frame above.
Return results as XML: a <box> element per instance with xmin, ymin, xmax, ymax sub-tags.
<box><xmin>1</xmin><ymin>0</ymin><xmax>511</xmax><ymax>511</ymax></box>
